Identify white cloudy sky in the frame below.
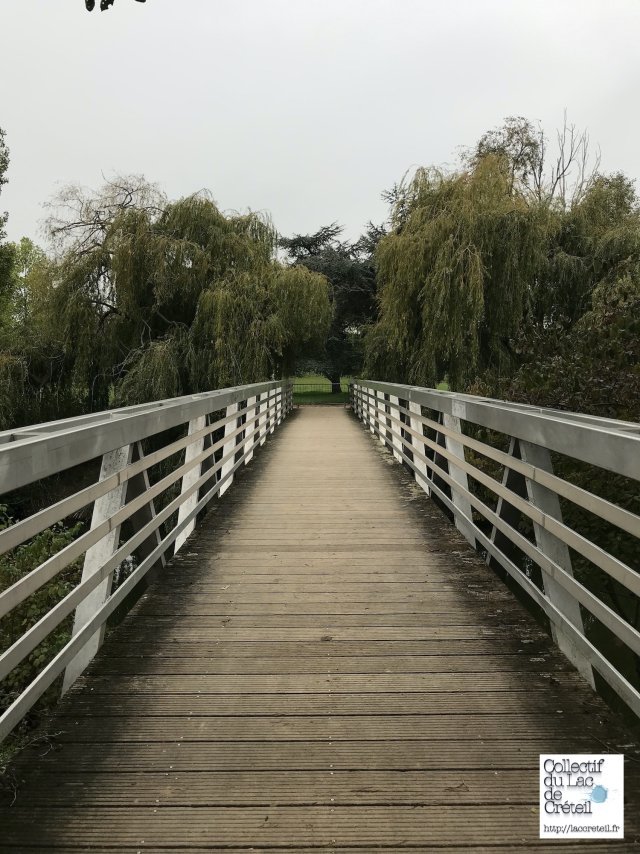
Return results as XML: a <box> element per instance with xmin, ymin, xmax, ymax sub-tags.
<box><xmin>1</xmin><ymin>0</ymin><xmax>639</xmax><ymax>245</ymax></box>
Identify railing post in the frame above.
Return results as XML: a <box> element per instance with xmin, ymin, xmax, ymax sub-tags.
<box><xmin>219</xmin><ymin>402</ymin><xmax>239</xmax><ymax>497</ymax></box>
<box><xmin>408</xmin><ymin>400</ymin><xmax>430</xmax><ymax>496</ymax></box>
<box><xmin>175</xmin><ymin>415</ymin><xmax>207</xmax><ymax>552</ymax></box>
<box><xmin>62</xmin><ymin>444</ymin><xmax>133</xmax><ymax>693</ymax></box>
<box><xmin>365</xmin><ymin>387</ymin><xmax>375</xmax><ymax>434</ymax></box>
<box><xmin>388</xmin><ymin>394</ymin><xmax>403</xmax><ymax>463</ymax></box>
<box><xmin>269</xmin><ymin>388</ymin><xmax>276</xmax><ymax>434</ymax></box>
<box><xmin>244</xmin><ymin>395</ymin><xmax>258</xmax><ymax>464</ymax></box>
<box><xmin>441</xmin><ymin>409</ymin><xmax>475</xmax><ymax>547</ymax></box>
<box><xmin>502</xmin><ymin>438</ymin><xmax>594</xmax><ymax>686</ymax></box>
<box><xmin>377</xmin><ymin>391</ymin><xmax>387</xmax><ymax>444</ymax></box>
<box><xmin>259</xmin><ymin>391</ymin><xmax>269</xmax><ymax>445</ymax></box>
<box><xmin>356</xmin><ymin>384</ymin><xmax>365</xmax><ymax>425</ymax></box>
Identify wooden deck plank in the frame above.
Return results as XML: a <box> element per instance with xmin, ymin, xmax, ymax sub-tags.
<box><xmin>0</xmin><ymin>804</ymin><xmax>595</xmax><ymax>848</ymax></box>
<box><xmin>92</xmin><ymin>653</ymin><xmax>563</xmax><ymax>675</ymax></box>
<box><xmin>98</xmin><ymin>639</ymin><xmax>552</xmax><ymax>657</ymax></box>
<box><xmin>0</xmin><ymin>769</ymin><xmax>541</xmax><ymax>806</ymax></box>
<box><xmin>60</xmin><ymin>690</ymin><xmax>589</xmax><ymax>717</ymax></box>
<box><xmin>2</xmin><ymin>406</ymin><xmax>639</xmax><ymax>851</ymax></box>
<box><xmin>51</xmin><ymin>713</ymin><xmax>593</xmax><ymax>742</ymax></box>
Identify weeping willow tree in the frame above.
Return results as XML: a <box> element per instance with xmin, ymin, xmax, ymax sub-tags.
<box><xmin>3</xmin><ymin>177</ymin><xmax>331</xmax><ymax>424</ymax></box>
<box><xmin>534</xmin><ymin>172</ymin><xmax>640</xmax><ymax>330</ymax></box>
<box><xmin>365</xmin><ymin>117</ymin><xmax>640</xmax><ymax>391</ymax></box>
<box><xmin>366</xmin><ymin>156</ymin><xmax>549</xmax><ymax>388</ymax></box>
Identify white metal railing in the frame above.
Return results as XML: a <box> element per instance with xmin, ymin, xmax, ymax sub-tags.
<box><xmin>351</xmin><ymin>380</ymin><xmax>640</xmax><ymax>718</ymax></box>
<box><xmin>0</xmin><ymin>381</ymin><xmax>293</xmax><ymax>741</ymax></box>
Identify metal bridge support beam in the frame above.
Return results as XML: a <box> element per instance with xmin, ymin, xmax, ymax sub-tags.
<box><xmin>62</xmin><ymin>444</ymin><xmax>133</xmax><ymax>693</ymax></box>
<box><xmin>504</xmin><ymin>438</ymin><xmax>594</xmax><ymax>686</ymax></box>
<box><xmin>122</xmin><ymin>442</ymin><xmax>166</xmax><ymax>580</ymax></box>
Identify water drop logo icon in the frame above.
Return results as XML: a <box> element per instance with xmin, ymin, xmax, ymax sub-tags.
<box><xmin>590</xmin><ymin>785</ymin><xmax>608</xmax><ymax>804</ymax></box>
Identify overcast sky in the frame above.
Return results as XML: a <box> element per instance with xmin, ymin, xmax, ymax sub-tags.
<box><xmin>1</xmin><ymin>0</ymin><xmax>640</xmax><ymax>246</ymax></box>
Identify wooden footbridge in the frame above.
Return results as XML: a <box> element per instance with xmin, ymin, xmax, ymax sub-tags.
<box><xmin>1</xmin><ymin>382</ymin><xmax>639</xmax><ymax>850</ymax></box>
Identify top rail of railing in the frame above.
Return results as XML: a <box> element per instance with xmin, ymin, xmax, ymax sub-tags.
<box><xmin>350</xmin><ymin>379</ymin><xmax>640</xmax><ymax>719</ymax></box>
<box><xmin>355</xmin><ymin>380</ymin><xmax>640</xmax><ymax>480</ymax></box>
<box><xmin>0</xmin><ymin>382</ymin><xmax>284</xmax><ymax>494</ymax></box>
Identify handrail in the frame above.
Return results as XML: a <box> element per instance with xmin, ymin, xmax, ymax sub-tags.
<box><xmin>0</xmin><ymin>381</ymin><xmax>293</xmax><ymax>742</ymax></box>
<box><xmin>350</xmin><ymin>380</ymin><xmax>640</xmax><ymax>718</ymax></box>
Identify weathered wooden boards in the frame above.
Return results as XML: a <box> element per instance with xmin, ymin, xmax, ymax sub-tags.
<box><xmin>1</xmin><ymin>407</ymin><xmax>639</xmax><ymax>851</ymax></box>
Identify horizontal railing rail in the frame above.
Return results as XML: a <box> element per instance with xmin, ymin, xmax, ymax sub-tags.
<box><xmin>0</xmin><ymin>381</ymin><xmax>293</xmax><ymax>742</ymax></box>
<box><xmin>350</xmin><ymin>380</ymin><xmax>640</xmax><ymax>718</ymax></box>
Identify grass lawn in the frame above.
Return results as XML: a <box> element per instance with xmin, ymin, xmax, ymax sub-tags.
<box><xmin>290</xmin><ymin>375</ymin><xmax>449</xmax><ymax>405</ymax></box>
<box><xmin>292</xmin><ymin>375</ymin><xmax>352</xmax><ymax>405</ymax></box>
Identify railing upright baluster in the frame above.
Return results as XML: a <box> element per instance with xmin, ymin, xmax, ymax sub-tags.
<box><xmin>219</xmin><ymin>402</ymin><xmax>239</xmax><ymax>497</ymax></box>
<box><xmin>441</xmin><ymin>409</ymin><xmax>475</xmax><ymax>546</ymax></box>
<box><xmin>377</xmin><ymin>391</ymin><xmax>387</xmax><ymax>444</ymax></box>
<box><xmin>408</xmin><ymin>400</ymin><xmax>430</xmax><ymax>496</ymax></box>
<box><xmin>259</xmin><ymin>391</ymin><xmax>269</xmax><ymax>445</ymax></box>
<box><xmin>244</xmin><ymin>395</ymin><xmax>258</xmax><ymax>465</ymax></box>
<box><xmin>62</xmin><ymin>444</ymin><xmax>133</xmax><ymax>692</ymax></box>
<box><xmin>175</xmin><ymin>415</ymin><xmax>208</xmax><ymax>552</ymax></box>
<box><xmin>388</xmin><ymin>394</ymin><xmax>403</xmax><ymax>463</ymax></box>
<box><xmin>269</xmin><ymin>388</ymin><xmax>276</xmax><ymax>434</ymax></box>
<box><xmin>366</xmin><ymin>386</ymin><xmax>374</xmax><ymax>432</ymax></box>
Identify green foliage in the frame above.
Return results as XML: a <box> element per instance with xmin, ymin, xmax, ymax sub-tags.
<box><xmin>505</xmin><ymin>273</ymin><xmax>640</xmax><ymax>418</ymax></box>
<box><xmin>0</xmin><ymin>235</ymin><xmax>80</xmax><ymax>429</ymax></box>
<box><xmin>366</xmin><ymin>117</ymin><xmax>640</xmax><ymax>391</ymax></box>
<box><xmin>281</xmin><ymin>222</ymin><xmax>380</xmax><ymax>387</ymax></box>
<box><xmin>1</xmin><ymin>178</ymin><xmax>332</xmax><ymax>424</ymax></box>
<box><xmin>0</xmin><ymin>128</ymin><xmax>15</xmax><ymax>329</ymax></box>
<box><xmin>0</xmin><ymin>506</ymin><xmax>84</xmax><ymax>724</ymax></box>
<box><xmin>367</xmin><ymin>158</ymin><xmax>549</xmax><ymax>387</ymax></box>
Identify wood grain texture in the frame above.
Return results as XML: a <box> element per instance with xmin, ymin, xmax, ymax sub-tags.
<box><xmin>2</xmin><ymin>407</ymin><xmax>639</xmax><ymax>851</ymax></box>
